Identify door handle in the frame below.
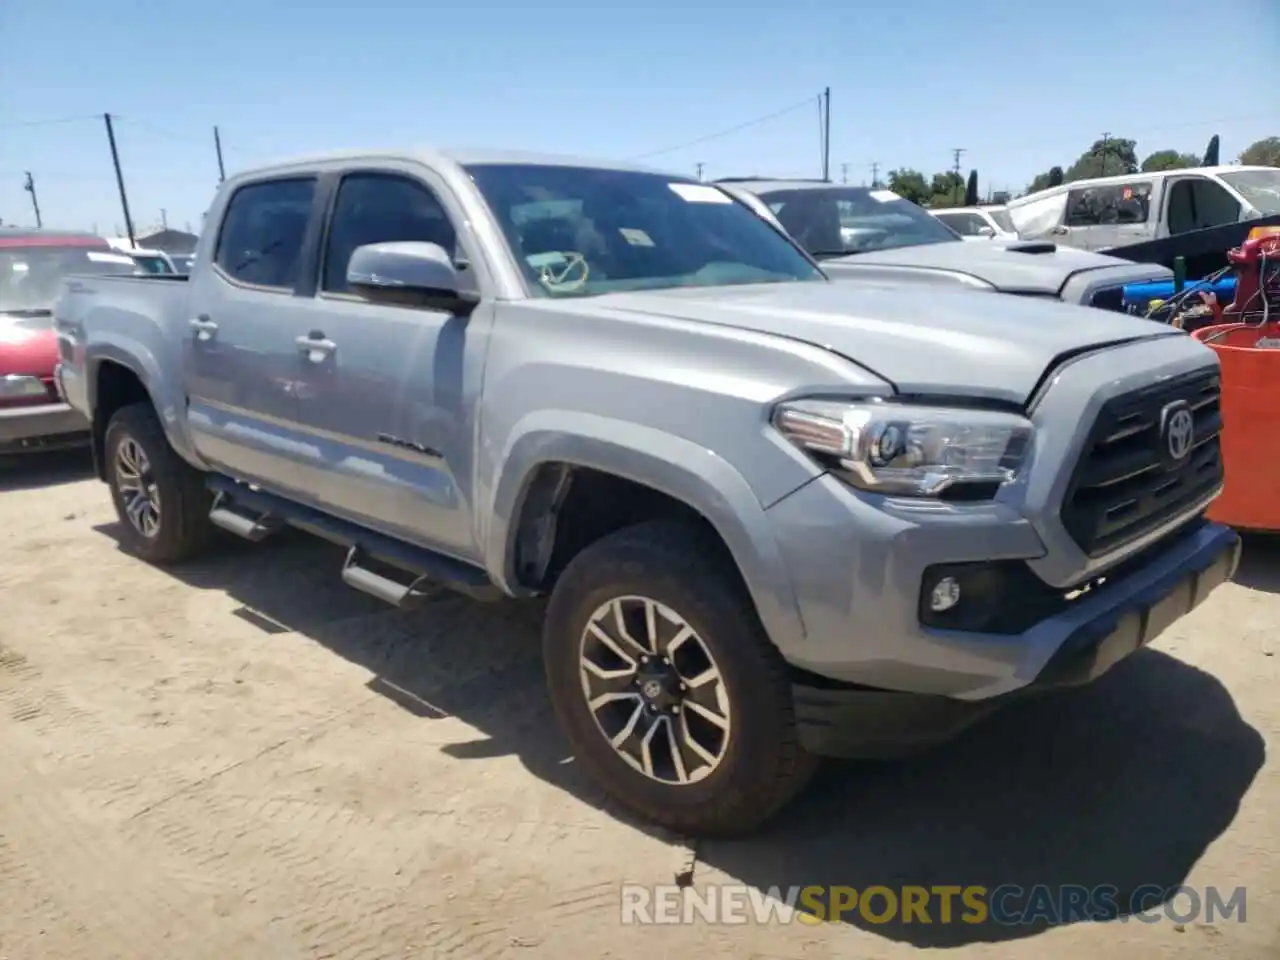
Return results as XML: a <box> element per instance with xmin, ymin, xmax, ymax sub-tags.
<box><xmin>296</xmin><ymin>332</ymin><xmax>337</xmax><ymax>359</ymax></box>
<box><xmin>189</xmin><ymin>316</ymin><xmax>218</xmax><ymax>341</ymax></box>
<box><xmin>1051</xmin><ymin>225</ymin><xmax>1069</xmax><ymax>235</ymax></box>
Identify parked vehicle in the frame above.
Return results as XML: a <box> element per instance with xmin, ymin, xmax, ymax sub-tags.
<box><xmin>1006</xmin><ymin>165</ymin><xmax>1280</xmax><ymax>252</ymax></box>
<box><xmin>130</xmin><ymin>249</ymin><xmax>177</xmax><ymax>275</ymax></box>
<box><xmin>931</xmin><ymin>205</ymin><xmax>1019</xmax><ymax>241</ymax></box>
<box><xmin>715</xmin><ymin>178</ymin><xmax>1172</xmax><ymax>310</ymax></box>
<box><xmin>105</xmin><ymin>238</ymin><xmax>177</xmax><ymax>275</ymax></box>
<box><xmin>0</xmin><ymin>230</ymin><xmax>138</xmax><ymax>453</ymax></box>
<box><xmin>55</xmin><ymin>149</ymin><xmax>1239</xmax><ymax>836</ymax></box>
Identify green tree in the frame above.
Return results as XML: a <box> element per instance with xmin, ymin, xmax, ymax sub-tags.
<box><xmin>928</xmin><ymin>171</ymin><xmax>965</xmax><ymax>207</ymax></box>
<box><xmin>1064</xmin><ymin>137</ymin><xmax>1138</xmax><ymax>182</ymax></box>
<box><xmin>1141</xmin><ymin>149</ymin><xmax>1201</xmax><ymax>173</ymax></box>
<box><xmin>886</xmin><ymin>168</ymin><xmax>930</xmax><ymax>204</ymax></box>
<box><xmin>1026</xmin><ymin>165</ymin><xmax>1063</xmax><ymax>195</ymax></box>
<box><xmin>1203</xmin><ymin>134</ymin><xmax>1220</xmax><ymax>166</ymax></box>
<box><xmin>1240</xmin><ymin>137</ymin><xmax>1280</xmax><ymax>167</ymax></box>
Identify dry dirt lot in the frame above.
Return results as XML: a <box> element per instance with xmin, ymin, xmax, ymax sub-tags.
<box><xmin>0</xmin><ymin>450</ymin><xmax>1277</xmax><ymax>960</ymax></box>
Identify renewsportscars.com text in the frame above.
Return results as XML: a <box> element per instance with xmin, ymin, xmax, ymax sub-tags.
<box><xmin>620</xmin><ymin>884</ymin><xmax>1248</xmax><ymax>926</ymax></box>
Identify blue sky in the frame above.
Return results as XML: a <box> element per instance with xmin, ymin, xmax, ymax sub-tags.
<box><xmin>1</xmin><ymin>0</ymin><xmax>1277</xmax><ymax>235</ymax></box>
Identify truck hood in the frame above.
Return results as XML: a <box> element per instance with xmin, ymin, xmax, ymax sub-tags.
<box><xmin>819</xmin><ymin>239</ymin><xmax>1143</xmax><ymax>295</ymax></box>
<box><xmin>599</xmin><ymin>281</ymin><xmax>1181</xmax><ymax>405</ymax></box>
<box><xmin>0</xmin><ymin>312</ymin><xmax>57</xmax><ymax>376</ymax></box>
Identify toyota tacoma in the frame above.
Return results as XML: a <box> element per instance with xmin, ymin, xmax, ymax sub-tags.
<box><xmin>54</xmin><ymin>150</ymin><xmax>1238</xmax><ymax>837</ymax></box>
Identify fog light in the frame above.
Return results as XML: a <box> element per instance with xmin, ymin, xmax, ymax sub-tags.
<box><xmin>929</xmin><ymin>576</ymin><xmax>961</xmax><ymax>612</ymax></box>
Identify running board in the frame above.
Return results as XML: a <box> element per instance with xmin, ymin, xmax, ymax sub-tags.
<box><xmin>208</xmin><ymin>492</ymin><xmax>281</xmax><ymax>542</ymax></box>
<box><xmin>205</xmin><ymin>475</ymin><xmax>502</xmax><ymax>605</ymax></box>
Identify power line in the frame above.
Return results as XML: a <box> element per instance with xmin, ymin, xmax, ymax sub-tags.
<box><xmin>628</xmin><ymin>94</ymin><xmax>821</xmax><ymax>161</ymax></box>
<box><xmin>0</xmin><ymin>114</ymin><xmax>100</xmax><ymax>129</ymax></box>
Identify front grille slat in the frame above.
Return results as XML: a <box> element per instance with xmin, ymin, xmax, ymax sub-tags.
<box><xmin>1060</xmin><ymin>370</ymin><xmax>1223</xmax><ymax>557</ymax></box>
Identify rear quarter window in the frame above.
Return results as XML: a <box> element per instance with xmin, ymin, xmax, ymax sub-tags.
<box><xmin>213</xmin><ymin>177</ymin><xmax>316</xmax><ymax>289</ymax></box>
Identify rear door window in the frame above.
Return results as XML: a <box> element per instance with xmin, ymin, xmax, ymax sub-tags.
<box><xmin>214</xmin><ymin>177</ymin><xmax>316</xmax><ymax>290</ymax></box>
<box><xmin>1065</xmin><ymin>181</ymin><xmax>1153</xmax><ymax>226</ymax></box>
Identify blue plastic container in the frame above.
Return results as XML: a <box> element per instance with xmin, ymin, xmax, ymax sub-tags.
<box><xmin>1121</xmin><ymin>277</ymin><xmax>1237</xmax><ymax>312</ymax></box>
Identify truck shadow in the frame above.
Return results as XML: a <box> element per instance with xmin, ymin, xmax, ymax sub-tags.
<box><xmin>1232</xmin><ymin>532</ymin><xmax>1280</xmax><ymax>593</ymax></box>
<box><xmin>0</xmin><ymin>449</ymin><xmax>95</xmax><ymax>492</ymax></box>
<box><xmin>92</xmin><ymin>522</ymin><xmax>1267</xmax><ymax>947</ymax></box>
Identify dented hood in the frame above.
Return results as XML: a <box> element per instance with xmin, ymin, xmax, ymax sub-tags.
<box><xmin>598</xmin><ymin>280</ymin><xmax>1180</xmax><ymax>405</ymax></box>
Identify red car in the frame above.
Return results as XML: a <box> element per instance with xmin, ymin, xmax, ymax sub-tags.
<box><xmin>0</xmin><ymin>230</ymin><xmax>139</xmax><ymax>453</ymax></box>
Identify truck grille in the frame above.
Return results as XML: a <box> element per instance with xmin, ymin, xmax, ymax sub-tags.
<box><xmin>1060</xmin><ymin>370</ymin><xmax>1223</xmax><ymax>557</ymax></box>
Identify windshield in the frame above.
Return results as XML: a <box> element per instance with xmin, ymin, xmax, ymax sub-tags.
<box><xmin>756</xmin><ymin>186</ymin><xmax>960</xmax><ymax>257</ymax></box>
<box><xmin>988</xmin><ymin>209</ymin><xmax>1017</xmax><ymax>233</ymax></box>
<box><xmin>1219</xmin><ymin>169</ymin><xmax>1280</xmax><ymax>215</ymax></box>
<box><xmin>465</xmin><ymin>164</ymin><xmax>824</xmax><ymax>297</ymax></box>
<box><xmin>0</xmin><ymin>245</ymin><xmax>139</xmax><ymax>313</ymax></box>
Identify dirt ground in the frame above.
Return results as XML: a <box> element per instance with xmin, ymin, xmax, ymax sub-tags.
<box><xmin>0</xmin><ymin>450</ymin><xmax>1276</xmax><ymax>960</ymax></box>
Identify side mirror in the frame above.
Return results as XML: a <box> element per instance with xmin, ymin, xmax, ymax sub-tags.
<box><xmin>977</xmin><ymin>225</ymin><xmax>996</xmax><ymax>238</ymax></box>
<box><xmin>347</xmin><ymin>241</ymin><xmax>478</xmax><ymax>313</ymax></box>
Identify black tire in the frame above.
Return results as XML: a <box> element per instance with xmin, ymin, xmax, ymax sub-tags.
<box><xmin>543</xmin><ymin>520</ymin><xmax>817</xmax><ymax>838</ymax></box>
<box><xmin>103</xmin><ymin>402</ymin><xmax>214</xmax><ymax>565</ymax></box>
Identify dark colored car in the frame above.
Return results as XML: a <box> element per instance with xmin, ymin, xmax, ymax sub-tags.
<box><xmin>0</xmin><ymin>230</ymin><xmax>139</xmax><ymax>453</ymax></box>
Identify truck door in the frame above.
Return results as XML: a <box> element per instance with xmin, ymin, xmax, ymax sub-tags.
<box><xmin>287</xmin><ymin>168</ymin><xmax>489</xmax><ymax>561</ymax></box>
<box><xmin>183</xmin><ymin>175</ymin><xmax>321</xmax><ymax>495</ymax></box>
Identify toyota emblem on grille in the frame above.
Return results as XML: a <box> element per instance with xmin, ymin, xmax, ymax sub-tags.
<box><xmin>1161</xmin><ymin>401</ymin><xmax>1194</xmax><ymax>462</ymax></box>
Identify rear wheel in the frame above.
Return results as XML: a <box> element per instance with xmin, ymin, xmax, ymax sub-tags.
<box><xmin>543</xmin><ymin>521</ymin><xmax>816</xmax><ymax>837</ymax></box>
<box><xmin>104</xmin><ymin>403</ymin><xmax>214</xmax><ymax>564</ymax></box>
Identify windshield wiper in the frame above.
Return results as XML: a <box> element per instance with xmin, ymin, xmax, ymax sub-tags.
<box><xmin>0</xmin><ymin>308</ymin><xmax>53</xmax><ymax>318</ymax></box>
<box><xmin>809</xmin><ymin>250</ymin><xmax>852</xmax><ymax>260</ymax></box>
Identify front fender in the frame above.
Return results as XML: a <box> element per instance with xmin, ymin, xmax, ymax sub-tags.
<box><xmin>485</xmin><ymin>411</ymin><xmax>809</xmax><ymax>655</ymax></box>
<box><xmin>85</xmin><ymin>337</ymin><xmax>202</xmax><ymax>468</ymax></box>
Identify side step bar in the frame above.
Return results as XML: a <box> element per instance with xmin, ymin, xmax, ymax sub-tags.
<box><xmin>205</xmin><ymin>475</ymin><xmax>503</xmax><ymax>607</ymax></box>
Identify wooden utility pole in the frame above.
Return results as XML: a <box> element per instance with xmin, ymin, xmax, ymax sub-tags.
<box><xmin>821</xmin><ymin>87</ymin><xmax>831</xmax><ymax>182</ymax></box>
<box><xmin>104</xmin><ymin>113</ymin><xmax>136</xmax><ymax>247</ymax></box>
<box><xmin>214</xmin><ymin>125</ymin><xmax>226</xmax><ymax>182</ymax></box>
<box><xmin>23</xmin><ymin>172</ymin><xmax>42</xmax><ymax>228</ymax></box>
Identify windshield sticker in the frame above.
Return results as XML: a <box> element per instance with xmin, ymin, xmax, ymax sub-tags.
<box><xmin>86</xmin><ymin>252</ymin><xmax>136</xmax><ymax>265</ymax></box>
<box><xmin>869</xmin><ymin>190</ymin><xmax>902</xmax><ymax>204</ymax></box>
<box><xmin>618</xmin><ymin>228</ymin><xmax>655</xmax><ymax>247</ymax></box>
<box><xmin>668</xmin><ymin>183</ymin><xmax>732</xmax><ymax>204</ymax></box>
<box><xmin>525</xmin><ymin>251</ymin><xmax>569</xmax><ymax>268</ymax></box>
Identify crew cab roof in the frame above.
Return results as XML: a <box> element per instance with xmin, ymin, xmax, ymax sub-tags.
<box><xmin>230</xmin><ymin>146</ymin><xmax>672</xmax><ymax>180</ymax></box>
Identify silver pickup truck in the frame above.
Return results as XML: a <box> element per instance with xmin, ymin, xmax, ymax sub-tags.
<box><xmin>716</xmin><ymin>178</ymin><xmax>1173</xmax><ymax>311</ymax></box>
<box><xmin>54</xmin><ymin>149</ymin><xmax>1239</xmax><ymax>837</ymax></box>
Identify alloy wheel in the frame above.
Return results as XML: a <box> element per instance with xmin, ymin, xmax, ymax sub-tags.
<box><xmin>578</xmin><ymin>595</ymin><xmax>731</xmax><ymax>784</ymax></box>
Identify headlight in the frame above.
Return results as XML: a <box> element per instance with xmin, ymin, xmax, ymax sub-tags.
<box><xmin>773</xmin><ymin>398</ymin><xmax>1032</xmax><ymax>497</ymax></box>
<box><xmin>0</xmin><ymin>375</ymin><xmax>48</xmax><ymax>400</ymax></box>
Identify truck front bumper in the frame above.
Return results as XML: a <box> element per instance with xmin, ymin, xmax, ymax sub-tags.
<box><xmin>0</xmin><ymin>401</ymin><xmax>90</xmax><ymax>453</ymax></box>
<box><xmin>765</xmin><ymin>475</ymin><xmax>1240</xmax><ymax>758</ymax></box>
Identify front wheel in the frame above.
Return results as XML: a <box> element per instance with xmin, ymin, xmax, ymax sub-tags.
<box><xmin>543</xmin><ymin>521</ymin><xmax>816</xmax><ymax>837</ymax></box>
<box><xmin>103</xmin><ymin>403</ymin><xmax>214</xmax><ymax>565</ymax></box>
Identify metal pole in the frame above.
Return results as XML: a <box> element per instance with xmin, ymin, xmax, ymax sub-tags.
<box><xmin>870</xmin><ymin>162</ymin><xmax>880</xmax><ymax>188</ymax></box>
<box><xmin>214</xmin><ymin>125</ymin><xmax>226</xmax><ymax>182</ymax></box>
<box><xmin>821</xmin><ymin>87</ymin><xmax>831</xmax><ymax>182</ymax></box>
<box><xmin>161</xmin><ymin>208</ymin><xmax>168</xmax><ymax>230</ymax></box>
<box><xmin>695</xmin><ymin>162</ymin><xmax>704</xmax><ymax>181</ymax></box>
<box><xmin>104</xmin><ymin>113</ymin><xmax>136</xmax><ymax>247</ymax></box>
<box><xmin>1099</xmin><ymin>132</ymin><xmax>1110</xmax><ymax>177</ymax></box>
<box><xmin>23</xmin><ymin>172</ymin><xmax>42</xmax><ymax>228</ymax></box>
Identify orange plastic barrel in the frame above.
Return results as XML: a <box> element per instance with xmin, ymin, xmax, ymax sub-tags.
<box><xmin>1192</xmin><ymin>322</ymin><xmax>1280</xmax><ymax>531</ymax></box>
